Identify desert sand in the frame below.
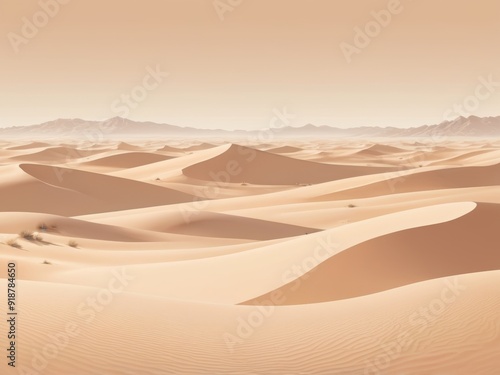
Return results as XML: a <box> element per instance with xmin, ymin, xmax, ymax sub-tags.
<box><xmin>1</xmin><ymin>138</ymin><xmax>500</xmax><ymax>374</ymax></box>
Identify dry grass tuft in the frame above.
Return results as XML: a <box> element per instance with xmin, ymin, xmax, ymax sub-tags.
<box><xmin>6</xmin><ymin>239</ymin><xmax>21</xmax><ymax>249</ymax></box>
<box><xmin>68</xmin><ymin>240</ymin><xmax>79</xmax><ymax>248</ymax></box>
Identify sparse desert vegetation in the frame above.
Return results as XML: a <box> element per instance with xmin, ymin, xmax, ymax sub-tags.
<box><xmin>19</xmin><ymin>230</ymin><xmax>36</xmax><ymax>241</ymax></box>
<box><xmin>38</xmin><ymin>223</ymin><xmax>57</xmax><ymax>232</ymax></box>
<box><xmin>68</xmin><ymin>240</ymin><xmax>79</xmax><ymax>248</ymax></box>
<box><xmin>19</xmin><ymin>231</ymin><xmax>44</xmax><ymax>242</ymax></box>
<box><xmin>6</xmin><ymin>238</ymin><xmax>21</xmax><ymax>249</ymax></box>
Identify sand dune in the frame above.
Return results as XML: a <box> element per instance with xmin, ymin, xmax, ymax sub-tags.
<box><xmin>37</xmin><ymin>202</ymin><xmax>474</xmax><ymax>303</ymax></box>
<box><xmin>79</xmin><ymin>152</ymin><xmax>173</xmax><ymax>169</ymax></box>
<box><xmin>315</xmin><ymin>162</ymin><xmax>500</xmax><ymax>200</ymax></box>
<box><xmin>7</xmin><ymin>141</ymin><xmax>51</xmax><ymax>150</ymax></box>
<box><xmin>221</xmin><ymin>185</ymin><xmax>500</xmax><ymax>230</ymax></box>
<box><xmin>0</xmin><ymin>212</ymin><xmax>174</xmax><ymax>242</ymax></box>
<box><xmin>429</xmin><ymin>148</ymin><xmax>500</xmax><ymax>166</ymax></box>
<box><xmin>10</xmin><ymin>146</ymin><xmax>99</xmax><ymax>163</ymax></box>
<box><xmin>245</xmin><ymin>202</ymin><xmax>500</xmax><ymax>305</ymax></box>
<box><xmin>111</xmin><ymin>144</ymin><xmax>231</xmax><ymax>181</ymax></box>
<box><xmin>355</xmin><ymin>143</ymin><xmax>408</xmax><ymax>156</ymax></box>
<box><xmin>0</xmin><ymin>164</ymin><xmax>197</xmax><ymax>215</ymax></box>
<box><xmin>116</xmin><ymin>141</ymin><xmax>145</xmax><ymax>151</ymax></box>
<box><xmin>3</xmin><ymin>270</ymin><xmax>499</xmax><ymax>374</ymax></box>
<box><xmin>266</xmin><ymin>145</ymin><xmax>303</xmax><ymax>153</ymax></box>
<box><xmin>156</xmin><ymin>145</ymin><xmax>184</xmax><ymax>152</ymax></box>
<box><xmin>180</xmin><ymin>142</ymin><xmax>216</xmax><ymax>151</ymax></box>
<box><xmin>149</xmin><ymin>211</ymin><xmax>320</xmax><ymax>240</ymax></box>
<box><xmin>1</xmin><ymin>139</ymin><xmax>499</xmax><ymax>374</ymax></box>
<box><xmin>183</xmin><ymin>144</ymin><xmax>397</xmax><ymax>185</ymax></box>
<box><xmin>69</xmin><ymin>209</ymin><xmax>321</xmax><ymax>240</ymax></box>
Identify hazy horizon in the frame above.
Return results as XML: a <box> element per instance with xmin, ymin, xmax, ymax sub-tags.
<box><xmin>2</xmin><ymin>0</ymin><xmax>500</xmax><ymax>130</ymax></box>
<box><xmin>2</xmin><ymin>113</ymin><xmax>500</xmax><ymax>132</ymax></box>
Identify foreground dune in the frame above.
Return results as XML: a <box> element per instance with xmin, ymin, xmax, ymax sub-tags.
<box><xmin>1</xmin><ymin>270</ymin><xmax>499</xmax><ymax>375</ymax></box>
<box><xmin>8</xmin><ymin>202</ymin><xmax>473</xmax><ymax>303</ymax></box>
<box><xmin>245</xmin><ymin>202</ymin><xmax>500</xmax><ymax>305</ymax></box>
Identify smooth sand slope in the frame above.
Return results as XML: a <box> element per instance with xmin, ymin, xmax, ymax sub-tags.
<box><xmin>10</xmin><ymin>146</ymin><xmax>103</xmax><ymax>163</ymax></box>
<box><xmin>314</xmin><ymin>162</ymin><xmax>500</xmax><ymax>200</ymax></box>
<box><xmin>1</xmin><ymin>271</ymin><xmax>499</xmax><ymax>375</ymax></box>
<box><xmin>0</xmin><ymin>163</ymin><xmax>197</xmax><ymax>215</ymax></box>
<box><xmin>245</xmin><ymin>202</ymin><xmax>500</xmax><ymax>305</ymax></box>
<box><xmin>78</xmin><ymin>152</ymin><xmax>173</xmax><ymax>169</ymax></box>
<box><xmin>6</xmin><ymin>141</ymin><xmax>51</xmax><ymax>150</ymax></box>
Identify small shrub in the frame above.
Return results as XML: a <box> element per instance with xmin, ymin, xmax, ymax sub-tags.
<box><xmin>42</xmin><ymin>260</ymin><xmax>52</xmax><ymax>265</ymax></box>
<box><xmin>19</xmin><ymin>231</ymin><xmax>35</xmax><ymax>241</ymax></box>
<box><xmin>19</xmin><ymin>231</ymin><xmax>44</xmax><ymax>242</ymax></box>
<box><xmin>6</xmin><ymin>239</ymin><xmax>21</xmax><ymax>249</ymax></box>
<box><xmin>38</xmin><ymin>223</ymin><xmax>48</xmax><ymax>231</ymax></box>
<box><xmin>348</xmin><ymin>204</ymin><xmax>356</xmax><ymax>208</ymax></box>
<box><xmin>68</xmin><ymin>240</ymin><xmax>78</xmax><ymax>248</ymax></box>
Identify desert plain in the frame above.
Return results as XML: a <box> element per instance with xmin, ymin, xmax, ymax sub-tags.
<box><xmin>1</xmin><ymin>137</ymin><xmax>500</xmax><ymax>374</ymax></box>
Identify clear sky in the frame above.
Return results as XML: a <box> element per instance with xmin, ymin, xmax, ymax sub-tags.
<box><xmin>1</xmin><ymin>0</ymin><xmax>499</xmax><ymax>129</ymax></box>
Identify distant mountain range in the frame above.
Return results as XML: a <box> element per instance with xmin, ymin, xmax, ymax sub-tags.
<box><xmin>1</xmin><ymin>115</ymin><xmax>500</xmax><ymax>139</ymax></box>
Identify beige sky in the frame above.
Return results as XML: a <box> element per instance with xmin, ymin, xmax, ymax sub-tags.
<box><xmin>1</xmin><ymin>0</ymin><xmax>499</xmax><ymax>129</ymax></box>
